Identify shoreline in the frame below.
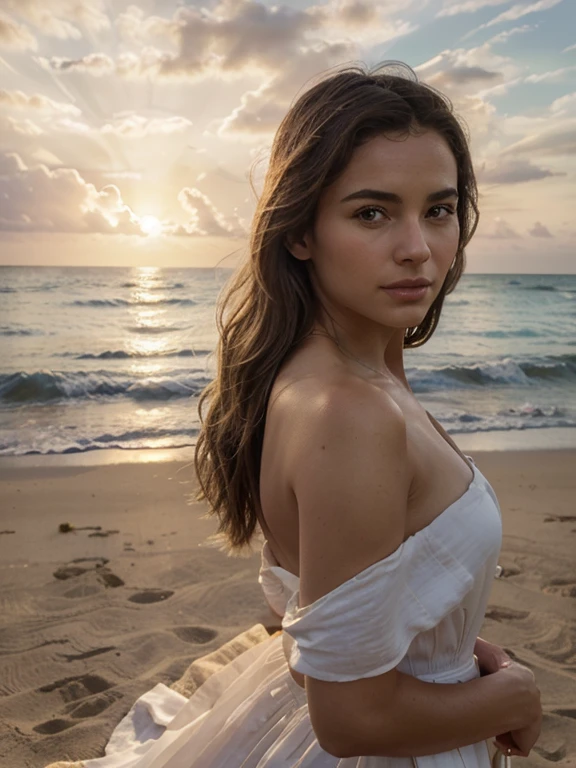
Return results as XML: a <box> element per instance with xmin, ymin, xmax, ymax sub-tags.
<box><xmin>1</xmin><ymin>425</ymin><xmax>576</xmax><ymax>471</ymax></box>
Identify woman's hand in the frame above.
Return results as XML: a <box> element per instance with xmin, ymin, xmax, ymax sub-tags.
<box><xmin>475</xmin><ymin>638</ymin><xmax>542</xmax><ymax>757</ymax></box>
<box><xmin>474</xmin><ymin>636</ymin><xmax>512</xmax><ymax>676</ymax></box>
<box><xmin>494</xmin><ymin>718</ymin><xmax>542</xmax><ymax>759</ymax></box>
<box><xmin>492</xmin><ymin>658</ymin><xmax>542</xmax><ymax>758</ymax></box>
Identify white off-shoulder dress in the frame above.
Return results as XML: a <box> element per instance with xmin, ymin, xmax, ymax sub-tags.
<box><xmin>81</xmin><ymin>456</ymin><xmax>503</xmax><ymax>768</ymax></box>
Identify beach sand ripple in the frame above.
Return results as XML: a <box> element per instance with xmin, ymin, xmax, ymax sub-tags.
<box><xmin>0</xmin><ymin>451</ymin><xmax>574</xmax><ymax>767</ymax></box>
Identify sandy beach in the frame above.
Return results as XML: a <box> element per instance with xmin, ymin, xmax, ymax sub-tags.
<box><xmin>0</xmin><ymin>449</ymin><xmax>575</xmax><ymax>768</ymax></box>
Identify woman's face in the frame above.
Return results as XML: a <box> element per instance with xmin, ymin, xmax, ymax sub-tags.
<box><xmin>290</xmin><ymin>129</ymin><xmax>460</xmax><ymax>334</ymax></box>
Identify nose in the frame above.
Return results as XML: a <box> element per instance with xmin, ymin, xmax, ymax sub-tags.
<box><xmin>392</xmin><ymin>218</ymin><xmax>431</xmax><ymax>264</ymax></box>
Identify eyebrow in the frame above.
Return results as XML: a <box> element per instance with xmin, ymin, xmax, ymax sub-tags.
<box><xmin>340</xmin><ymin>187</ymin><xmax>459</xmax><ymax>204</ymax></box>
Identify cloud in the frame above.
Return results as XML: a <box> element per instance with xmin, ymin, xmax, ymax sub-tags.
<box><xmin>485</xmin><ymin>24</ymin><xmax>534</xmax><ymax>44</ymax></box>
<box><xmin>40</xmin><ymin>49</ymin><xmax>188</xmax><ymax>81</ymax></box>
<box><xmin>415</xmin><ymin>43</ymin><xmax>519</xmax><ymax>95</ymax></box>
<box><xmin>24</xmin><ymin>112</ymin><xmax>194</xmax><ymax>138</ymax></box>
<box><xmin>414</xmin><ymin>44</ymin><xmax>521</xmax><ymax>148</ymax></box>
<box><xmin>44</xmin><ymin>3</ymin><xmax>316</xmax><ymax>80</ymax></box>
<box><xmin>309</xmin><ymin>0</ymin><xmax>381</xmax><ymax>26</ymax></box>
<box><xmin>0</xmin><ymin>151</ymin><xmax>141</xmax><ymax>234</ymax></box>
<box><xmin>550</xmin><ymin>92</ymin><xmax>576</xmax><ymax>115</ymax></box>
<box><xmin>0</xmin><ymin>113</ymin><xmax>43</xmax><ymax>138</ymax></box>
<box><xmin>437</xmin><ymin>0</ymin><xmax>509</xmax><ymax>17</ymax></box>
<box><xmin>49</xmin><ymin>117</ymin><xmax>93</xmax><ymax>134</ymax></box>
<box><xmin>0</xmin><ymin>151</ymin><xmax>26</xmax><ymax>174</ymax></box>
<box><xmin>529</xmin><ymin>221</ymin><xmax>553</xmax><ymax>238</ymax></box>
<box><xmin>174</xmin><ymin>187</ymin><xmax>246</xmax><ymax>237</ymax></box>
<box><xmin>2</xmin><ymin>0</ymin><xmax>110</xmax><ymax>38</ymax></box>
<box><xmin>477</xmin><ymin>158</ymin><xmax>565</xmax><ymax>183</ymax></box>
<box><xmin>304</xmin><ymin>0</ymin><xmax>418</xmax><ymax>47</ymax></box>
<box><xmin>479</xmin><ymin>217</ymin><xmax>521</xmax><ymax>238</ymax></box>
<box><xmin>463</xmin><ymin>0</ymin><xmax>563</xmax><ymax>39</ymax></box>
<box><xmin>0</xmin><ymin>11</ymin><xmax>37</xmax><ymax>50</ymax></box>
<box><xmin>563</xmin><ymin>43</ymin><xmax>576</xmax><ymax>53</ymax></box>
<box><xmin>41</xmin><ymin>52</ymin><xmax>115</xmax><ymax>76</ymax></box>
<box><xmin>115</xmin><ymin>5</ymin><xmax>175</xmax><ymax>45</ymax></box>
<box><xmin>443</xmin><ymin>65</ymin><xmax>501</xmax><ymax>84</ymax></box>
<box><xmin>165</xmin><ymin>0</ymin><xmax>320</xmax><ymax>78</ymax></box>
<box><xmin>0</xmin><ymin>88</ymin><xmax>81</xmax><ymax>116</ymax></box>
<box><xmin>483</xmin><ymin>0</ymin><xmax>564</xmax><ymax>27</ymax></box>
<box><xmin>525</xmin><ymin>65</ymin><xmax>576</xmax><ymax>83</ymax></box>
<box><xmin>0</xmin><ymin>152</ymin><xmax>247</xmax><ymax>239</ymax></box>
<box><xmin>502</xmin><ymin>121</ymin><xmax>576</xmax><ymax>156</ymax></box>
<box><xmin>216</xmin><ymin>81</ymin><xmax>290</xmax><ymax>137</ymax></box>
<box><xmin>42</xmin><ymin>0</ymin><xmax>415</xmax><ymax>82</ymax></box>
<box><xmin>215</xmin><ymin>41</ymin><xmax>353</xmax><ymax>137</ymax></box>
<box><xmin>101</xmin><ymin>114</ymin><xmax>193</xmax><ymax>138</ymax></box>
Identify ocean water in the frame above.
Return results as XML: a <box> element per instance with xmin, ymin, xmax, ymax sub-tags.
<box><xmin>1</xmin><ymin>266</ymin><xmax>575</xmax><ymax>457</ymax></box>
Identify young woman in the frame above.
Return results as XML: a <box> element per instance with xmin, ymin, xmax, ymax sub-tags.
<box><xmin>56</xmin><ymin>61</ymin><xmax>542</xmax><ymax>768</ymax></box>
<box><xmin>193</xmin><ymin>61</ymin><xmax>542</xmax><ymax>766</ymax></box>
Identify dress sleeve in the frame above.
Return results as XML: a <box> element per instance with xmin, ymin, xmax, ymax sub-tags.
<box><xmin>281</xmin><ymin>528</ymin><xmax>475</xmax><ymax>682</ymax></box>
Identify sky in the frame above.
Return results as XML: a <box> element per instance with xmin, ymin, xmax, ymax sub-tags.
<box><xmin>0</xmin><ymin>0</ymin><xmax>575</xmax><ymax>273</ymax></box>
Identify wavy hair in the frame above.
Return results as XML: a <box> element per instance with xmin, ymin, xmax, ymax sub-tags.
<box><xmin>193</xmin><ymin>61</ymin><xmax>479</xmax><ymax>555</ymax></box>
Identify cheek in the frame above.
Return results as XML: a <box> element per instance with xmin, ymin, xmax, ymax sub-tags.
<box><xmin>311</xmin><ymin>234</ymin><xmax>370</xmax><ymax>297</ymax></box>
<box><xmin>432</xmin><ymin>221</ymin><xmax>460</xmax><ymax>254</ymax></box>
<box><xmin>313</xmin><ymin>222</ymin><xmax>359</xmax><ymax>272</ymax></box>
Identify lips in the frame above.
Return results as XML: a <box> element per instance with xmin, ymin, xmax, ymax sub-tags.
<box><xmin>383</xmin><ymin>279</ymin><xmax>432</xmax><ymax>289</ymax></box>
<box><xmin>381</xmin><ymin>283</ymin><xmax>431</xmax><ymax>301</ymax></box>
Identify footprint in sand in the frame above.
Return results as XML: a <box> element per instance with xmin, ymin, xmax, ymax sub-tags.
<box><xmin>485</xmin><ymin>606</ymin><xmax>529</xmax><ymax>622</ymax></box>
<box><xmin>35</xmin><ymin>675</ymin><xmax>120</xmax><ymax>733</ymax></box>
<box><xmin>542</xmin><ymin>577</ymin><xmax>576</xmax><ymax>598</ymax></box>
<box><xmin>97</xmin><ymin>569</ymin><xmax>125</xmax><ymax>588</ymax></box>
<box><xmin>172</xmin><ymin>626</ymin><xmax>218</xmax><ymax>644</ymax></box>
<box><xmin>38</xmin><ymin>673</ymin><xmax>114</xmax><ymax>702</ymax></box>
<box><xmin>65</xmin><ymin>691</ymin><xmax>120</xmax><ymax>719</ymax></box>
<box><xmin>34</xmin><ymin>698</ymin><xmax>120</xmax><ymax>732</ymax></box>
<box><xmin>54</xmin><ymin>565</ymin><xmax>89</xmax><ymax>580</ymax></box>
<box><xmin>128</xmin><ymin>589</ymin><xmax>174</xmax><ymax>604</ymax></box>
<box><xmin>498</xmin><ymin>565</ymin><xmax>522</xmax><ymax>578</ymax></box>
<box><xmin>33</xmin><ymin>718</ymin><xmax>75</xmax><ymax>734</ymax></box>
<box><xmin>55</xmin><ymin>558</ymin><xmax>125</xmax><ymax>592</ymax></box>
<box><xmin>544</xmin><ymin>515</ymin><xmax>576</xmax><ymax>523</ymax></box>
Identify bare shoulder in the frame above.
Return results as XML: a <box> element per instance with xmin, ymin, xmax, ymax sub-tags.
<box><xmin>278</xmin><ymin>376</ymin><xmax>413</xmax><ymax>757</ymax></box>
<box><xmin>288</xmin><ymin>375</ymin><xmax>411</xmax><ymax>606</ymax></box>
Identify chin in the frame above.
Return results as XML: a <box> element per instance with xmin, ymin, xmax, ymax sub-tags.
<box><xmin>387</xmin><ymin>305</ymin><xmax>431</xmax><ymax>321</ymax></box>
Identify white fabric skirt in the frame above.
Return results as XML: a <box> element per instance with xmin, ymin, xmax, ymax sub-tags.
<box><xmin>78</xmin><ymin>632</ymin><xmax>493</xmax><ymax>768</ymax></box>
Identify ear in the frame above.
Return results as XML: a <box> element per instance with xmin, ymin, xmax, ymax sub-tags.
<box><xmin>284</xmin><ymin>230</ymin><xmax>312</xmax><ymax>262</ymax></box>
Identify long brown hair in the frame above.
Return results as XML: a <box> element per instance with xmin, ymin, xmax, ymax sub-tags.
<box><xmin>193</xmin><ymin>61</ymin><xmax>479</xmax><ymax>555</ymax></box>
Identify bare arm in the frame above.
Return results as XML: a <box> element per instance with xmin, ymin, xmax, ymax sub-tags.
<box><xmin>332</xmin><ymin>660</ymin><xmax>540</xmax><ymax>758</ymax></box>
<box><xmin>289</xmin><ymin>379</ymin><xmax>540</xmax><ymax>758</ymax></box>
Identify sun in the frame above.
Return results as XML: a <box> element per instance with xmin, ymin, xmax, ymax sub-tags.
<box><xmin>140</xmin><ymin>215</ymin><xmax>163</xmax><ymax>237</ymax></box>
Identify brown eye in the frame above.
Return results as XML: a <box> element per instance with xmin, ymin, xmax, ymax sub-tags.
<box><xmin>356</xmin><ymin>206</ymin><xmax>386</xmax><ymax>223</ymax></box>
<box><xmin>428</xmin><ymin>205</ymin><xmax>455</xmax><ymax>220</ymax></box>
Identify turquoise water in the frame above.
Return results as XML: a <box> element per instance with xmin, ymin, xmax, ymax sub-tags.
<box><xmin>1</xmin><ymin>266</ymin><xmax>575</xmax><ymax>456</ymax></box>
